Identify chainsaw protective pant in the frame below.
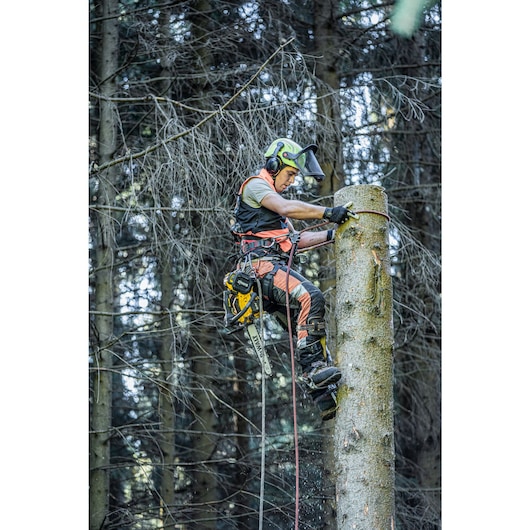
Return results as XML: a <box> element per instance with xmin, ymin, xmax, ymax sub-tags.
<box><xmin>253</xmin><ymin>259</ymin><xmax>327</xmax><ymax>369</ymax></box>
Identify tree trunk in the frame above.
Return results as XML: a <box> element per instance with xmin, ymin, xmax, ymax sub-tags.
<box><xmin>313</xmin><ymin>0</ymin><xmax>345</xmax><ymax>197</ymax></box>
<box><xmin>89</xmin><ymin>0</ymin><xmax>119</xmax><ymax>528</ymax></box>
<box><xmin>191</xmin><ymin>329</ymin><xmax>218</xmax><ymax>530</ymax></box>
<box><xmin>333</xmin><ymin>185</ymin><xmax>395</xmax><ymax>529</ymax></box>
<box><xmin>185</xmin><ymin>3</ymin><xmax>219</xmax><ymax>527</ymax></box>
<box><xmin>159</xmin><ymin>260</ymin><xmax>177</xmax><ymax>524</ymax></box>
<box><xmin>157</xmin><ymin>10</ymin><xmax>177</xmax><ymax>525</ymax></box>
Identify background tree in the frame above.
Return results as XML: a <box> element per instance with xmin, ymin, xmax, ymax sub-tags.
<box><xmin>89</xmin><ymin>0</ymin><xmax>441</xmax><ymax>527</ymax></box>
<box><xmin>89</xmin><ymin>0</ymin><xmax>120</xmax><ymax>528</ymax></box>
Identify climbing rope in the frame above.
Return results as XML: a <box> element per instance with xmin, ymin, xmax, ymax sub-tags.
<box><xmin>255</xmin><ymin>279</ymin><xmax>267</xmax><ymax>530</ymax></box>
<box><xmin>354</xmin><ymin>208</ymin><xmax>391</xmax><ymax>222</ymax></box>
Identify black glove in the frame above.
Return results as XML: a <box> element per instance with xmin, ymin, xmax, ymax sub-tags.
<box><xmin>323</xmin><ymin>205</ymin><xmax>353</xmax><ymax>224</ymax></box>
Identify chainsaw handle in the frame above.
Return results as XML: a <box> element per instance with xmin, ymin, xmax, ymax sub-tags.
<box><xmin>228</xmin><ymin>291</ymin><xmax>258</xmax><ymax>326</ymax></box>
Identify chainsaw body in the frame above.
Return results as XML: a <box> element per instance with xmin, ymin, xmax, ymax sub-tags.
<box><xmin>223</xmin><ymin>269</ymin><xmax>272</xmax><ymax>375</ymax></box>
<box><xmin>223</xmin><ymin>270</ymin><xmax>260</xmax><ymax>329</ymax></box>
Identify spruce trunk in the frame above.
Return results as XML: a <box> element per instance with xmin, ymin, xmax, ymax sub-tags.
<box><xmin>159</xmin><ymin>259</ymin><xmax>176</xmax><ymax>524</ymax></box>
<box><xmin>333</xmin><ymin>185</ymin><xmax>395</xmax><ymax>529</ymax></box>
<box><xmin>89</xmin><ymin>0</ymin><xmax>119</xmax><ymax>527</ymax></box>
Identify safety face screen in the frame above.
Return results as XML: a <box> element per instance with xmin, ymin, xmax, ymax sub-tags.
<box><xmin>290</xmin><ymin>145</ymin><xmax>325</xmax><ymax>181</ymax></box>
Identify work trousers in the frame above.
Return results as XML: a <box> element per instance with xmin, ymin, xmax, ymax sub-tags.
<box><xmin>252</xmin><ymin>259</ymin><xmax>327</xmax><ymax>369</ymax></box>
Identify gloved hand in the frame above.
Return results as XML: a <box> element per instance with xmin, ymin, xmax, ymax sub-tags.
<box><xmin>323</xmin><ymin>203</ymin><xmax>355</xmax><ymax>224</ymax></box>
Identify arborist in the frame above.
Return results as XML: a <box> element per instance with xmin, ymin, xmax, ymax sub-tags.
<box><xmin>227</xmin><ymin>138</ymin><xmax>355</xmax><ymax>420</ymax></box>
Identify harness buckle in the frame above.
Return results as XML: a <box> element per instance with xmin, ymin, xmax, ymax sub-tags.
<box><xmin>240</xmin><ymin>238</ymin><xmax>280</xmax><ymax>256</ymax></box>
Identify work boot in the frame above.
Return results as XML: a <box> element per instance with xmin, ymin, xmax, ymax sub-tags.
<box><xmin>310</xmin><ymin>384</ymin><xmax>339</xmax><ymax>421</ymax></box>
<box><xmin>302</xmin><ymin>361</ymin><xmax>342</xmax><ymax>390</ymax></box>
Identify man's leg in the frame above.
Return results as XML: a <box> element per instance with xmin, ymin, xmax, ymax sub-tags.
<box><xmin>298</xmin><ymin>334</ymin><xmax>341</xmax><ymax>389</ymax></box>
<box><xmin>255</xmin><ymin>261</ymin><xmax>341</xmax><ymax>391</ymax></box>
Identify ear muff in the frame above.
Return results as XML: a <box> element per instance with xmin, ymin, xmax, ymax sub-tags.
<box><xmin>264</xmin><ymin>141</ymin><xmax>284</xmax><ymax>177</ymax></box>
<box><xmin>264</xmin><ymin>157</ymin><xmax>280</xmax><ymax>175</ymax></box>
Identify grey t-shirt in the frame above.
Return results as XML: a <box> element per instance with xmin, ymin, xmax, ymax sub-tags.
<box><xmin>241</xmin><ymin>177</ymin><xmax>275</xmax><ymax>208</ymax></box>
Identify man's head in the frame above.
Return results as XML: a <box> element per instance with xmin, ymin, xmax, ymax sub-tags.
<box><xmin>263</xmin><ymin>138</ymin><xmax>325</xmax><ymax>183</ymax></box>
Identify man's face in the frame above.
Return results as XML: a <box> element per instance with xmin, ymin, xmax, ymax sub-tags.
<box><xmin>274</xmin><ymin>166</ymin><xmax>298</xmax><ymax>193</ymax></box>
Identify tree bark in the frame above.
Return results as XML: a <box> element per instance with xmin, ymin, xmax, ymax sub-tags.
<box><xmin>89</xmin><ymin>0</ymin><xmax>119</xmax><ymax>528</ymax></box>
<box><xmin>191</xmin><ymin>330</ymin><xmax>218</xmax><ymax>530</ymax></box>
<box><xmin>333</xmin><ymin>185</ymin><xmax>395</xmax><ymax>529</ymax></box>
<box><xmin>159</xmin><ymin>260</ymin><xmax>177</xmax><ymax>524</ymax></box>
<box><xmin>186</xmin><ymin>3</ymin><xmax>219</xmax><ymax>527</ymax></box>
<box><xmin>313</xmin><ymin>0</ymin><xmax>345</xmax><ymax>197</ymax></box>
<box><xmin>157</xmin><ymin>10</ymin><xmax>177</xmax><ymax>525</ymax></box>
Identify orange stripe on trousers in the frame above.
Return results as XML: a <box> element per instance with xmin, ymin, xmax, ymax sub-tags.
<box><xmin>253</xmin><ymin>260</ymin><xmax>312</xmax><ymax>342</ymax></box>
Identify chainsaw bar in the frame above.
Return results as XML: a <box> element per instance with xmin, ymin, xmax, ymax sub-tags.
<box><xmin>246</xmin><ymin>323</ymin><xmax>272</xmax><ymax>376</ymax></box>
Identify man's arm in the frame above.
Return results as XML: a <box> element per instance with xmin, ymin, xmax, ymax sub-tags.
<box><xmin>297</xmin><ymin>229</ymin><xmax>333</xmax><ymax>249</ymax></box>
<box><xmin>262</xmin><ymin>196</ymin><xmax>333</xmax><ymax>249</ymax></box>
<box><xmin>260</xmin><ymin>193</ymin><xmax>326</xmax><ymax>220</ymax></box>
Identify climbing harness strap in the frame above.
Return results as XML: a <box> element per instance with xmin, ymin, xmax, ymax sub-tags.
<box><xmin>240</xmin><ymin>237</ymin><xmax>280</xmax><ymax>254</ymax></box>
<box><xmin>297</xmin><ymin>320</ymin><xmax>326</xmax><ymax>334</ymax></box>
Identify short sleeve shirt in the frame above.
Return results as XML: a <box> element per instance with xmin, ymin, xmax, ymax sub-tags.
<box><xmin>241</xmin><ymin>177</ymin><xmax>275</xmax><ymax>208</ymax></box>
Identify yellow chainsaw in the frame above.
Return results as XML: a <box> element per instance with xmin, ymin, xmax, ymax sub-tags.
<box><xmin>223</xmin><ymin>270</ymin><xmax>272</xmax><ymax>376</ymax></box>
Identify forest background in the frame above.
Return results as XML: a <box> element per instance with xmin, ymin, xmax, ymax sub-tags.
<box><xmin>1</xmin><ymin>1</ymin><xmax>529</xmax><ymax>529</ymax></box>
<box><xmin>88</xmin><ymin>0</ymin><xmax>442</xmax><ymax>527</ymax></box>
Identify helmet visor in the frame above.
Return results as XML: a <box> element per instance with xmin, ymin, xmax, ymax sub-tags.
<box><xmin>289</xmin><ymin>145</ymin><xmax>325</xmax><ymax>182</ymax></box>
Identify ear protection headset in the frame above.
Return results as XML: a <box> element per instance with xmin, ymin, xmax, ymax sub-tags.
<box><xmin>264</xmin><ymin>141</ymin><xmax>284</xmax><ymax>177</ymax></box>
